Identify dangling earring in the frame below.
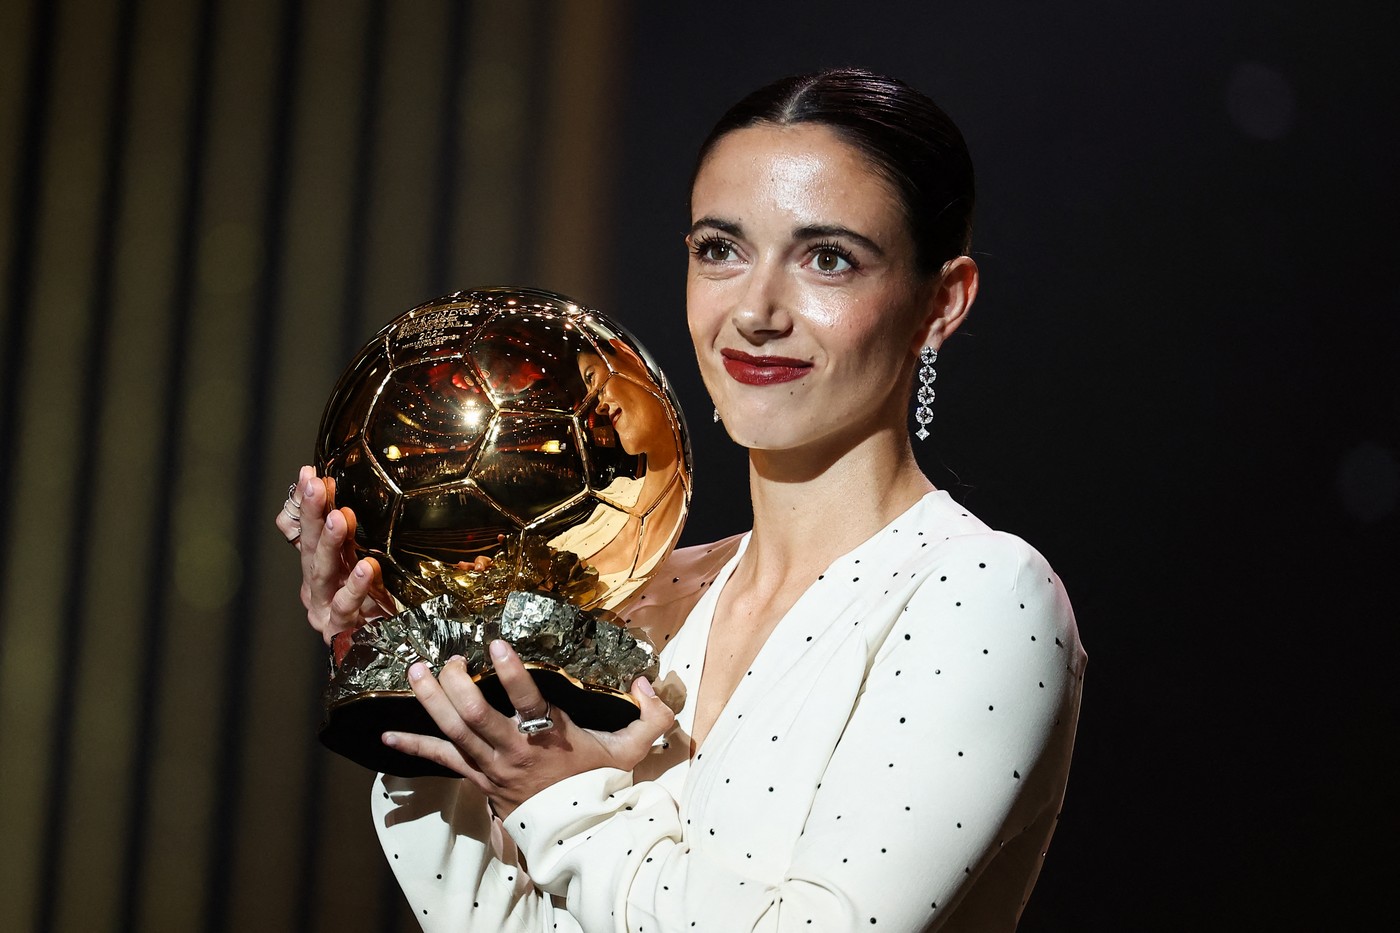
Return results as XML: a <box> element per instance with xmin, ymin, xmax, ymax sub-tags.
<box><xmin>713</xmin><ymin>407</ymin><xmax>721</xmax><ymax>423</ymax></box>
<box><xmin>914</xmin><ymin>346</ymin><xmax>936</xmax><ymax>440</ymax></box>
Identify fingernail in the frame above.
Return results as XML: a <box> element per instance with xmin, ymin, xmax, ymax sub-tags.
<box><xmin>354</xmin><ymin>562</ymin><xmax>368</xmax><ymax>578</ymax></box>
<box><xmin>304</xmin><ymin>478</ymin><xmax>317</xmax><ymax>499</ymax></box>
<box><xmin>636</xmin><ymin>676</ymin><xmax>656</xmax><ymax>698</ymax></box>
<box><xmin>408</xmin><ymin>662</ymin><xmax>427</xmax><ymax>682</ymax></box>
<box><xmin>382</xmin><ymin>732</ymin><xmax>399</xmax><ymax>747</ymax></box>
<box><xmin>446</xmin><ymin>654</ymin><xmax>464</xmax><ymax>665</ymax></box>
<box><xmin>489</xmin><ymin>640</ymin><xmax>509</xmax><ymax>661</ymax></box>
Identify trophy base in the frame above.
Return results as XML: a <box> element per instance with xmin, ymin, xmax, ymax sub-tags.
<box><xmin>319</xmin><ymin>663</ymin><xmax>642</xmax><ymax>778</ymax></box>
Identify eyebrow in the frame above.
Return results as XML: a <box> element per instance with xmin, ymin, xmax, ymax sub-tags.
<box><xmin>794</xmin><ymin>224</ymin><xmax>886</xmax><ymax>257</ymax></box>
<box><xmin>689</xmin><ymin>216</ymin><xmax>742</xmax><ymax>239</ymax></box>
<box><xmin>688</xmin><ymin>217</ymin><xmax>885</xmax><ymax>257</ymax></box>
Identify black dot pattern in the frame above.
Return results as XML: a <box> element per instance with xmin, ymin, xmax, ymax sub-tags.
<box><xmin>368</xmin><ymin>494</ymin><xmax>1086</xmax><ymax>932</ymax></box>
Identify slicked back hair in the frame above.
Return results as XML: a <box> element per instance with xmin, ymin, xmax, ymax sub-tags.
<box><xmin>691</xmin><ymin>68</ymin><xmax>975</xmax><ymax>277</ymax></box>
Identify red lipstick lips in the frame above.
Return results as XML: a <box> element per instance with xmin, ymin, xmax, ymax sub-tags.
<box><xmin>720</xmin><ymin>348</ymin><xmax>812</xmax><ymax>386</ymax></box>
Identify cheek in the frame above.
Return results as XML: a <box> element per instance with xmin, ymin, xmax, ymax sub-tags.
<box><xmin>816</xmin><ymin>296</ymin><xmax>919</xmax><ymax>371</ymax></box>
<box><xmin>789</xmin><ymin>278</ymin><xmax>861</xmax><ymax>331</ymax></box>
<box><xmin>613</xmin><ymin>382</ymin><xmax>643</xmax><ymax>412</ymax></box>
<box><xmin>686</xmin><ymin>281</ymin><xmax>722</xmax><ymax>346</ymax></box>
<box><xmin>801</xmin><ymin>294</ymin><xmax>880</xmax><ymax>349</ymax></box>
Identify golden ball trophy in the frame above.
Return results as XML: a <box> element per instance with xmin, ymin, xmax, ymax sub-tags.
<box><xmin>315</xmin><ymin>287</ymin><xmax>690</xmax><ymax>777</ymax></box>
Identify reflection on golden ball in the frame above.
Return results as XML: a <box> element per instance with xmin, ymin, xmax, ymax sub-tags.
<box><xmin>315</xmin><ymin>287</ymin><xmax>691</xmax><ymax>613</ymax></box>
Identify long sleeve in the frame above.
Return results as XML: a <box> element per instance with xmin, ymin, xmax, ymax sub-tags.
<box><xmin>507</xmin><ymin>529</ymin><xmax>1085</xmax><ymax>933</ymax></box>
<box><xmin>368</xmin><ymin>536</ymin><xmax>742</xmax><ymax>932</ymax></box>
<box><xmin>372</xmin><ymin>773</ymin><xmax>581</xmax><ymax>932</ymax></box>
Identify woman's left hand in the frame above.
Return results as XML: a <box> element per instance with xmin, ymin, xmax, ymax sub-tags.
<box><xmin>385</xmin><ymin>639</ymin><xmax>675</xmax><ymax>818</ymax></box>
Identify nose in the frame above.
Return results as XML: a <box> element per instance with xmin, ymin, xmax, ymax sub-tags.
<box><xmin>732</xmin><ymin>259</ymin><xmax>792</xmax><ymax>344</ymax></box>
<box><xmin>596</xmin><ymin>379</ymin><xmax>617</xmax><ymax>412</ymax></box>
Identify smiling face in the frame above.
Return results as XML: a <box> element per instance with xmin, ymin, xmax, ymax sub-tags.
<box><xmin>687</xmin><ymin>122</ymin><xmax>953</xmax><ymax>454</ymax></box>
<box><xmin>578</xmin><ymin>349</ymin><xmax>673</xmax><ymax>460</ymax></box>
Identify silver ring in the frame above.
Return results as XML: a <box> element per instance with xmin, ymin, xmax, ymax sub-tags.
<box><xmin>284</xmin><ymin>525</ymin><xmax>302</xmax><ymax>545</ymax></box>
<box><xmin>284</xmin><ymin>483</ymin><xmax>303</xmax><ymax>517</ymax></box>
<box><xmin>516</xmin><ymin>702</ymin><xmax>555</xmax><ymax>735</ymax></box>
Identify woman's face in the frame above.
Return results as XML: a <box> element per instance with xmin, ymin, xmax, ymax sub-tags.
<box><xmin>579</xmin><ymin>352</ymin><xmax>672</xmax><ymax>458</ymax></box>
<box><xmin>686</xmin><ymin>122</ymin><xmax>937</xmax><ymax>453</ymax></box>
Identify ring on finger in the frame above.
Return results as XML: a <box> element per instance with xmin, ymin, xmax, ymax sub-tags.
<box><xmin>284</xmin><ymin>525</ymin><xmax>302</xmax><ymax>545</ymax></box>
<box><xmin>282</xmin><ymin>482</ymin><xmax>303</xmax><ymax>521</ymax></box>
<box><xmin>516</xmin><ymin>702</ymin><xmax>555</xmax><ymax>735</ymax></box>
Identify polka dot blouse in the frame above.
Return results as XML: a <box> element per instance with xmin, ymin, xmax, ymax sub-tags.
<box><xmin>372</xmin><ymin>490</ymin><xmax>1087</xmax><ymax>932</ymax></box>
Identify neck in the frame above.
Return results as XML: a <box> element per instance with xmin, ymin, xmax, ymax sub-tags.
<box><xmin>739</xmin><ymin>419</ymin><xmax>933</xmax><ymax>586</ymax></box>
<box><xmin>639</xmin><ymin>445</ymin><xmax>678</xmax><ymax>500</ymax></box>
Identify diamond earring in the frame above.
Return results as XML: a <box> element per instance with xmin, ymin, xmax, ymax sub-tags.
<box><xmin>713</xmin><ymin>407</ymin><xmax>720</xmax><ymax>423</ymax></box>
<box><xmin>914</xmin><ymin>346</ymin><xmax>936</xmax><ymax>441</ymax></box>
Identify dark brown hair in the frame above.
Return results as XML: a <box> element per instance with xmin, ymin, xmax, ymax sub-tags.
<box><xmin>692</xmin><ymin>68</ymin><xmax>975</xmax><ymax>277</ymax></box>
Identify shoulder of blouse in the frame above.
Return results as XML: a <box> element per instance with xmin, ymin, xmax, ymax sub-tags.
<box><xmin>897</xmin><ymin>526</ymin><xmax>1086</xmax><ymax>668</ymax></box>
<box><xmin>620</xmin><ymin>532</ymin><xmax>746</xmax><ymax>647</ymax></box>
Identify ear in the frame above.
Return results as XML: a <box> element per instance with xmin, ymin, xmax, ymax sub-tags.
<box><xmin>913</xmin><ymin>255</ymin><xmax>978</xmax><ymax>351</ymax></box>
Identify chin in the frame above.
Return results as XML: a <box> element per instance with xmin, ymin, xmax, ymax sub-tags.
<box><xmin>717</xmin><ymin>416</ymin><xmax>809</xmax><ymax>452</ymax></box>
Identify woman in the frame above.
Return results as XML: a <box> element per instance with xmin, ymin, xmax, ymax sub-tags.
<box><xmin>278</xmin><ymin>68</ymin><xmax>1085</xmax><ymax>932</ymax></box>
<box><xmin>549</xmin><ymin>339</ymin><xmax>688</xmax><ymax>602</ymax></box>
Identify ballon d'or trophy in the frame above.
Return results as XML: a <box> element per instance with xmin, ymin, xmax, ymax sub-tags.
<box><xmin>315</xmin><ymin>287</ymin><xmax>691</xmax><ymax>777</ymax></box>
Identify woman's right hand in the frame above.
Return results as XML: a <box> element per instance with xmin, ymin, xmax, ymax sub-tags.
<box><xmin>279</xmin><ymin>464</ymin><xmax>395</xmax><ymax>645</ymax></box>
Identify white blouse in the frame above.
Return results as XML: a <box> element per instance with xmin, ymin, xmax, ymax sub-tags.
<box><xmin>372</xmin><ymin>490</ymin><xmax>1086</xmax><ymax>932</ymax></box>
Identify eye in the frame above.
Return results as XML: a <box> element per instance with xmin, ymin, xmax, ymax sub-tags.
<box><xmin>690</xmin><ymin>234</ymin><xmax>738</xmax><ymax>263</ymax></box>
<box><xmin>809</xmin><ymin>244</ymin><xmax>855</xmax><ymax>275</ymax></box>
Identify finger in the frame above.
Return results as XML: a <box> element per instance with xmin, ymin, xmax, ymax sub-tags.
<box><xmin>274</xmin><ymin>512</ymin><xmax>301</xmax><ymax>545</ymax></box>
<box><xmin>274</xmin><ymin>500</ymin><xmax>297</xmax><ymax>539</ymax></box>
<box><xmin>328</xmin><ymin>478</ymin><xmax>360</xmax><ymax>571</ymax></box>
<box><xmin>488</xmin><ymin>640</ymin><xmax>551</xmax><ymax>722</ymax></box>
<box><xmin>408</xmin><ymin>660</ymin><xmax>500</xmax><ymax>763</ymax></box>
<box><xmin>326</xmin><ymin>557</ymin><xmax>382</xmax><ymax>643</ymax></box>
<box><xmin>308</xmin><ymin>506</ymin><xmax>355</xmax><ymax>610</ymax></box>
<box><xmin>439</xmin><ymin>656</ymin><xmax>526</xmax><ymax>747</ymax></box>
<box><xmin>295</xmin><ymin>474</ymin><xmax>319</xmax><ymax>610</ymax></box>
<box><xmin>609</xmin><ymin>676</ymin><xmax>676</xmax><ymax>760</ymax></box>
<box><xmin>297</xmin><ymin>469</ymin><xmax>331</xmax><ymax>577</ymax></box>
<box><xmin>453</xmin><ymin>556</ymin><xmax>492</xmax><ymax>573</ymax></box>
<box><xmin>274</xmin><ymin>465</ymin><xmax>312</xmax><ymax>545</ymax></box>
<box><xmin>381</xmin><ymin>730</ymin><xmax>482</xmax><ymax>782</ymax></box>
<box><xmin>360</xmin><ymin>571</ymin><xmax>396</xmax><ymax>618</ymax></box>
<box><xmin>298</xmin><ymin>473</ymin><xmax>341</xmax><ymax>574</ymax></box>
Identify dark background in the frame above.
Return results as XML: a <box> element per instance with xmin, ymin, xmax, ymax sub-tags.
<box><xmin>0</xmin><ymin>1</ymin><xmax>1394</xmax><ymax>930</ymax></box>
<box><xmin>614</xmin><ymin>6</ymin><xmax>1399</xmax><ymax>928</ymax></box>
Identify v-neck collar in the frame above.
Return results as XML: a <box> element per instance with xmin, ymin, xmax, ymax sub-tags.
<box><xmin>664</xmin><ymin>537</ymin><xmax>747</xmax><ymax>755</ymax></box>
<box><xmin>668</xmin><ymin>489</ymin><xmax>951</xmax><ymax>762</ymax></box>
